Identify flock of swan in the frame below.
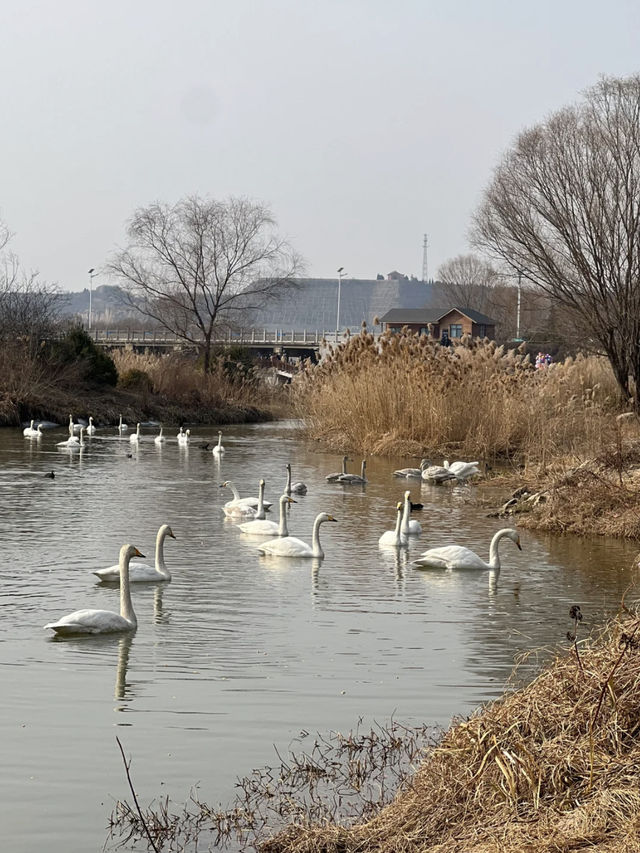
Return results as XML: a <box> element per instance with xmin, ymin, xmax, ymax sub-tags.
<box><xmin>30</xmin><ymin>415</ymin><xmax>522</xmax><ymax>637</ymax></box>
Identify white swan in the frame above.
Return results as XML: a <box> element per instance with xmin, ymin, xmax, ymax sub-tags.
<box><xmin>154</xmin><ymin>425</ymin><xmax>166</xmax><ymax>445</ymax></box>
<box><xmin>94</xmin><ymin>525</ymin><xmax>177</xmax><ymax>582</ymax></box>
<box><xmin>421</xmin><ymin>462</ymin><xmax>456</xmax><ymax>484</ymax></box>
<box><xmin>220</xmin><ymin>479</ymin><xmax>272</xmax><ymax>515</ymax></box>
<box><xmin>228</xmin><ymin>479</ymin><xmax>267</xmax><ymax>519</ymax></box>
<box><xmin>393</xmin><ymin>459</ymin><xmax>429</xmax><ymax>478</ymax></box>
<box><xmin>379</xmin><ymin>502</ymin><xmax>407</xmax><ymax>548</ymax></box>
<box><xmin>45</xmin><ymin>544</ymin><xmax>144</xmax><ymax>634</ymax></box>
<box><xmin>326</xmin><ymin>456</ymin><xmax>349</xmax><ymax>481</ymax></box>
<box><xmin>57</xmin><ymin>427</ymin><xmax>85</xmax><ymax>449</ymax></box>
<box><xmin>177</xmin><ymin>428</ymin><xmax>190</xmax><ymax>447</ymax></box>
<box><xmin>212</xmin><ymin>430</ymin><xmax>225</xmax><ymax>455</ymax></box>
<box><xmin>412</xmin><ymin>528</ymin><xmax>522</xmax><ymax>574</ymax></box>
<box><xmin>86</xmin><ymin>416</ymin><xmax>96</xmax><ymax>435</ymax></box>
<box><xmin>129</xmin><ymin>423</ymin><xmax>141</xmax><ymax>444</ymax></box>
<box><xmin>238</xmin><ymin>493</ymin><xmax>295</xmax><ymax>535</ymax></box>
<box><xmin>23</xmin><ymin>419</ymin><xmax>36</xmax><ymax>437</ymax></box>
<box><xmin>400</xmin><ymin>489</ymin><xmax>422</xmax><ymax>536</ymax></box>
<box><xmin>338</xmin><ymin>460</ymin><xmax>367</xmax><ymax>484</ymax></box>
<box><xmin>448</xmin><ymin>460</ymin><xmax>481</xmax><ymax>482</ymax></box>
<box><xmin>34</xmin><ymin>423</ymin><xmax>44</xmax><ymax>439</ymax></box>
<box><xmin>285</xmin><ymin>463</ymin><xmax>307</xmax><ymax>495</ymax></box>
<box><xmin>257</xmin><ymin>512</ymin><xmax>338</xmax><ymax>558</ymax></box>
<box><xmin>117</xmin><ymin>415</ymin><xmax>128</xmax><ymax>433</ymax></box>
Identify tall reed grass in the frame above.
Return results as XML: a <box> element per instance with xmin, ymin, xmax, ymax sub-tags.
<box><xmin>293</xmin><ymin>329</ymin><xmax>625</xmax><ymax>462</ymax></box>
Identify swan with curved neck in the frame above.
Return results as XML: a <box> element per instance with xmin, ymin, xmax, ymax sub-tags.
<box><xmin>23</xmin><ymin>419</ymin><xmax>36</xmax><ymax>437</ymax></box>
<box><xmin>94</xmin><ymin>525</ymin><xmax>177</xmax><ymax>582</ymax></box>
<box><xmin>412</xmin><ymin>528</ymin><xmax>522</xmax><ymax>575</ymax></box>
<box><xmin>401</xmin><ymin>490</ymin><xmax>421</xmax><ymax>536</ymax></box>
<box><xmin>338</xmin><ymin>459</ymin><xmax>367</xmax><ymax>484</ymax></box>
<box><xmin>130</xmin><ymin>423</ymin><xmax>141</xmax><ymax>444</ymax></box>
<box><xmin>86</xmin><ymin>416</ymin><xmax>96</xmax><ymax>435</ymax></box>
<box><xmin>238</xmin><ymin>493</ymin><xmax>296</xmax><ymax>535</ymax></box>
<box><xmin>45</xmin><ymin>544</ymin><xmax>144</xmax><ymax>634</ymax></box>
<box><xmin>212</xmin><ymin>431</ymin><xmax>225</xmax><ymax>455</ymax></box>
<box><xmin>220</xmin><ymin>480</ymin><xmax>272</xmax><ymax>515</ymax></box>
<box><xmin>177</xmin><ymin>428</ymin><xmax>190</xmax><ymax>446</ymax></box>
<box><xmin>285</xmin><ymin>463</ymin><xmax>307</xmax><ymax>495</ymax></box>
<box><xmin>257</xmin><ymin>512</ymin><xmax>338</xmax><ymax>559</ymax></box>
<box><xmin>326</xmin><ymin>456</ymin><xmax>349</xmax><ymax>482</ymax></box>
<box><xmin>421</xmin><ymin>461</ymin><xmax>456</xmax><ymax>484</ymax></box>
<box><xmin>379</xmin><ymin>502</ymin><xmax>407</xmax><ymax>548</ymax></box>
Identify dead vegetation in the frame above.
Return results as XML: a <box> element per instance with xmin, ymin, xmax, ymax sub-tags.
<box><xmin>107</xmin><ymin>608</ymin><xmax>640</xmax><ymax>853</ymax></box>
<box><xmin>293</xmin><ymin>328</ymin><xmax>625</xmax><ymax>462</ymax></box>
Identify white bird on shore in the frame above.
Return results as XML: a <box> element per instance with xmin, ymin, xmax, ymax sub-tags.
<box><xmin>379</xmin><ymin>502</ymin><xmax>407</xmax><ymax>548</ymax></box>
<box><xmin>238</xmin><ymin>493</ymin><xmax>295</xmax><ymax>536</ymax></box>
<box><xmin>326</xmin><ymin>456</ymin><xmax>349</xmax><ymax>481</ymax></box>
<box><xmin>400</xmin><ymin>490</ymin><xmax>421</xmax><ymax>536</ymax></box>
<box><xmin>412</xmin><ymin>528</ymin><xmax>522</xmax><ymax>576</ymax></box>
<box><xmin>257</xmin><ymin>512</ymin><xmax>338</xmax><ymax>559</ymax></box>
<box><xmin>45</xmin><ymin>544</ymin><xmax>144</xmax><ymax>635</ymax></box>
<box><xmin>285</xmin><ymin>463</ymin><xmax>307</xmax><ymax>495</ymax></box>
<box><xmin>94</xmin><ymin>525</ymin><xmax>177</xmax><ymax>583</ymax></box>
<box><xmin>212</xmin><ymin>431</ymin><xmax>225</xmax><ymax>455</ymax></box>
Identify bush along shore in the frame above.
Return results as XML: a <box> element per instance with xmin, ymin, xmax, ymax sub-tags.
<box><xmin>109</xmin><ymin>608</ymin><xmax>640</xmax><ymax>852</ymax></box>
<box><xmin>294</xmin><ymin>327</ymin><xmax>640</xmax><ymax>540</ymax></box>
<box><xmin>0</xmin><ymin>329</ymin><xmax>287</xmax><ymax>429</ymax></box>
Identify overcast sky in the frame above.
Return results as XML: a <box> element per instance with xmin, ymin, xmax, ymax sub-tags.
<box><xmin>1</xmin><ymin>0</ymin><xmax>639</xmax><ymax>291</ymax></box>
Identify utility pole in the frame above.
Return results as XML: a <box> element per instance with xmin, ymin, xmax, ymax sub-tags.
<box><xmin>422</xmin><ymin>234</ymin><xmax>429</xmax><ymax>283</ymax></box>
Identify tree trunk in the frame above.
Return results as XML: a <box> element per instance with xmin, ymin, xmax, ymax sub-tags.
<box><xmin>202</xmin><ymin>334</ymin><xmax>212</xmax><ymax>374</ymax></box>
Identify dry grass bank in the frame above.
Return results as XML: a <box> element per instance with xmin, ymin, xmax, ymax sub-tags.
<box><xmin>0</xmin><ymin>345</ymin><xmax>288</xmax><ymax>427</ymax></box>
<box><xmin>293</xmin><ymin>330</ymin><xmax>624</xmax><ymax>462</ymax></box>
<box><xmin>263</xmin><ymin>609</ymin><xmax>640</xmax><ymax>853</ymax></box>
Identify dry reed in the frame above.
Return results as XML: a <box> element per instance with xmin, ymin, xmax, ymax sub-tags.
<box><xmin>293</xmin><ymin>330</ymin><xmax>624</xmax><ymax>462</ymax></box>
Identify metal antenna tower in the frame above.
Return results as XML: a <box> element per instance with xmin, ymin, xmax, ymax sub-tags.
<box><xmin>422</xmin><ymin>233</ymin><xmax>429</xmax><ymax>283</ymax></box>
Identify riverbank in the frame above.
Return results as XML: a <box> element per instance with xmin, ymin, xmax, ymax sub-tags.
<box><xmin>260</xmin><ymin>609</ymin><xmax>640</xmax><ymax>853</ymax></box>
<box><xmin>0</xmin><ymin>342</ymin><xmax>288</xmax><ymax>429</ymax></box>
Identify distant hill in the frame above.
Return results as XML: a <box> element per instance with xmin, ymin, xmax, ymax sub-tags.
<box><xmin>62</xmin><ymin>277</ymin><xmax>445</xmax><ymax>332</ymax></box>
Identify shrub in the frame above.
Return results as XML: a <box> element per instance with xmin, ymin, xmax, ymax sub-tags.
<box><xmin>48</xmin><ymin>325</ymin><xmax>118</xmax><ymax>386</ymax></box>
<box><xmin>118</xmin><ymin>368</ymin><xmax>153</xmax><ymax>393</ymax></box>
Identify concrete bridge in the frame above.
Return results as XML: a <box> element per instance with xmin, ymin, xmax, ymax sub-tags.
<box><xmin>87</xmin><ymin>327</ymin><xmax>339</xmax><ymax>356</ymax></box>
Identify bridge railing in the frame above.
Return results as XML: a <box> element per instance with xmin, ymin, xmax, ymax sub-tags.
<box><xmin>87</xmin><ymin>328</ymin><xmax>336</xmax><ymax>346</ymax></box>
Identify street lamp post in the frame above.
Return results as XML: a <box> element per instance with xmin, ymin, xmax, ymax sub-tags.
<box><xmin>88</xmin><ymin>268</ymin><xmax>98</xmax><ymax>330</ymax></box>
<box><xmin>516</xmin><ymin>269</ymin><xmax>522</xmax><ymax>341</ymax></box>
<box><xmin>336</xmin><ymin>267</ymin><xmax>346</xmax><ymax>343</ymax></box>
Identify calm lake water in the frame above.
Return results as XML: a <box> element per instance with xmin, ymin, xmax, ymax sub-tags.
<box><xmin>0</xmin><ymin>419</ymin><xmax>637</xmax><ymax>852</ymax></box>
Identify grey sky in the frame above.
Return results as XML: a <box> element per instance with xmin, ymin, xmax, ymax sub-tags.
<box><xmin>1</xmin><ymin>0</ymin><xmax>639</xmax><ymax>291</ymax></box>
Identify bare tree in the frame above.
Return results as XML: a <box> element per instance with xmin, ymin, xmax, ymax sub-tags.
<box><xmin>108</xmin><ymin>195</ymin><xmax>304</xmax><ymax>372</ymax></box>
<box><xmin>0</xmin><ymin>252</ymin><xmax>64</xmax><ymax>356</ymax></box>
<box><xmin>436</xmin><ymin>254</ymin><xmax>500</xmax><ymax>313</ymax></box>
<box><xmin>472</xmin><ymin>75</ymin><xmax>640</xmax><ymax>407</ymax></box>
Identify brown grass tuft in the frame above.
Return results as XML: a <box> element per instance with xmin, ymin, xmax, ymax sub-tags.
<box><xmin>293</xmin><ymin>330</ymin><xmax>626</xmax><ymax>462</ymax></box>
